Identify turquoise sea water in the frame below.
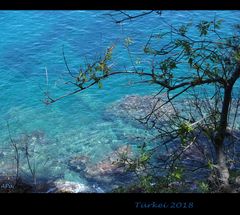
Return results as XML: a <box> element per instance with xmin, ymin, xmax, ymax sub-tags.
<box><xmin>0</xmin><ymin>10</ymin><xmax>240</xmax><ymax>191</ymax></box>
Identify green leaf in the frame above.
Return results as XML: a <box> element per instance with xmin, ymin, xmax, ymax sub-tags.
<box><xmin>99</xmin><ymin>62</ymin><xmax>105</xmax><ymax>71</ymax></box>
<box><xmin>197</xmin><ymin>21</ymin><xmax>211</xmax><ymax>36</ymax></box>
<box><xmin>171</xmin><ymin>168</ymin><xmax>184</xmax><ymax>181</ymax></box>
<box><xmin>178</xmin><ymin>122</ymin><xmax>194</xmax><ymax>145</ymax></box>
<box><xmin>179</xmin><ymin>122</ymin><xmax>193</xmax><ymax>134</ymax></box>
<box><xmin>182</xmin><ymin>41</ymin><xmax>192</xmax><ymax>55</ymax></box>
<box><xmin>82</xmin><ymin>74</ymin><xmax>87</xmax><ymax>82</ymax></box>
<box><xmin>207</xmin><ymin>160</ymin><xmax>214</xmax><ymax>170</ymax></box>
<box><xmin>139</xmin><ymin>152</ymin><xmax>150</xmax><ymax>163</ymax></box>
<box><xmin>198</xmin><ymin>181</ymin><xmax>209</xmax><ymax>193</ymax></box>
<box><xmin>98</xmin><ymin>81</ymin><xmax>103</xmax><ymax>89</ymax></box>
<box><xmin>234</xmin><ymin>51</ymin><xmax>240</xmax><ymax>61</ymax></box>
<box><xmin>174</xmin><ymin>172</ymin><xmax>181</xmax><ymax>180</ymax></box>
<box><xmin>179</xmin><ymin>25</ymin><xmax>188</xmax><ymax>36</ymax></box>
<box><xmin>215</xmin><ymin>19</ymin><xmax>223</xmax><ymax>29</ymax></box>
<box><xmin>169</xmin><ymin>61</ymin><xmax>177</xmax><ymax>69</ymax></box>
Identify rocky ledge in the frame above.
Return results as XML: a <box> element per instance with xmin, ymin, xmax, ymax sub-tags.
<box><xmin>104</xmin><ymin>94</ymin><xmax>175</xmax><ymax>124</ymax></box>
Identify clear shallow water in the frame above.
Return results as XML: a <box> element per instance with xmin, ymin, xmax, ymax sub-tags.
<box><xmin>0</xmin><ymin>10</ymin><xmax>240</xmax><ymax>191</ymax></box>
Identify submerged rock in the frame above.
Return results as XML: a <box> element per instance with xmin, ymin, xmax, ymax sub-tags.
<box><xmin>68</xmin><ymin>155</ymin><xmax>90</xmax><ymax>172</ymax></box>
<box><xmin>104</xmin><ymin>94</ymin><xmax>174</xmax><ymax>124</ymax></box>
<box><xmin>13</xmin><ymin>130</ymin><xmax>48</xmax><ymax>149</ymax></box>
<box><xmin>68</xmin><ymin>145</ymin><xmax>134</xmax><ymax>186</ymax></box>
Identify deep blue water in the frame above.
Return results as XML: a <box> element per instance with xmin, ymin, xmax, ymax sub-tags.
<box><xmin>0</xmin><ymin>10</ymin><xmax>240</xmax><ymax>191</ymax></box>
